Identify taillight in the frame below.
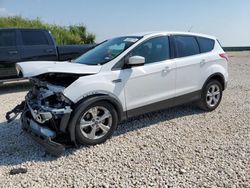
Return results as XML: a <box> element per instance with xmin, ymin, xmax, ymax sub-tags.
<box><xmin>219</xmin><ymin>53</ymin><xmax>229</xmax><ymax>62</ymax></box>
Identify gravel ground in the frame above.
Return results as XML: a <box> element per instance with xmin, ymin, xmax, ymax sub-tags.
<box><xmin>0</xmin><ymin>52</ymin><xmax>249</xmax><ymax>187</ymax></box>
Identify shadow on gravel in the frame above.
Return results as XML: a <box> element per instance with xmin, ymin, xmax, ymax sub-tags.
<box><xmin>0</xmin><ymin>120</ymin><xmax>58</xmax><ymax>166</ymax></box>
<box><xmin>0</xmin><ymin>81</ymin><xmax>31</xmax><ymax>95</ymax></box>
<box><xmin>115</xmin><ymin>104</ymin><xmax>205</xmax><ymax>136</ymax></box>
<box><xmin>0</xmin><ymin>104</ymin><xmax>205</xmax><ymax>166</ymax></box>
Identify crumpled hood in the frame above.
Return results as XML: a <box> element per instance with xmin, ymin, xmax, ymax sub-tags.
<box><xmin>16</xmin><ymin>61</ymin><xmax>102</xmax><ymax>78</ymax></box>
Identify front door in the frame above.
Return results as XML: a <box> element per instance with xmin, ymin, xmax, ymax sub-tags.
<box><xmin>123</xmin><ymin>36</ymin><xmax>176</xmax><ymax>115</ymax></box>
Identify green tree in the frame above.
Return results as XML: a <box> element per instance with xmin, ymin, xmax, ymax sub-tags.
<box><xmin>0</xmin><ymin>16</ymin><xmax>95</xmax><ymax>45</ymax></box>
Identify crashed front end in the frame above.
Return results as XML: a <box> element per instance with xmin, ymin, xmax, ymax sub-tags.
<box><xmin>6</xmin><ymin>77</ymin><xmax>75</xmax><ymax>156</ymax></box>
<box><xmin>6</xmin><ymin>61</ymin><xmax>102</xmax><ymax>156</ymax></box>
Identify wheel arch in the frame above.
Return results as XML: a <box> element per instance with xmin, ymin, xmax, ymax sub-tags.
<box><xmin>67</xmin><ymin>93</ymin><xmax>126</xmax><ymax>144</ymax></box>
<box><xmin>77</xmin><ymin>94</ymin><xmax>125</xmax><ymax>120</ymax></box>
<box><xmin>203</xmin><ymin>73</ymin><xmax>226</xmax><ymax>91</ymax></box>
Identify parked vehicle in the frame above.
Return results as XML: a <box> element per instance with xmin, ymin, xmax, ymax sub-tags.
<box><xmin>6</xmin><ymin>31</ymin><xmax>228</xmax><ymax>156</ymax></box>
<box><xmin>0</xmin><ymin>28</ymin><xmax>94</xmax><ymax>81</ymax></box>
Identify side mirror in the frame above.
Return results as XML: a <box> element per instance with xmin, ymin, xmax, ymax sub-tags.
<box><xmin>128</xmin><ymin>56</ymin><xmax>145</xmax><ymax>66</ymax></box>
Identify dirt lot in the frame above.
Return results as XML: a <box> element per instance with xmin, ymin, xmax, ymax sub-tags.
<box><xmin>0</xmin><ymin>52</ymin><xmax>249</xmax><ymax>187</ymax></box>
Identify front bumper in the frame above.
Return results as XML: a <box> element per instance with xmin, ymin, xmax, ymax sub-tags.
<box><xmin>6</xmin><ymin>80</ymin><xmax>75</xmax><ymax>156</ymax></box>
<box><xmin>6</xmin><ymin>97</ymin><xmax>73</xmax><ymax>157</ymax></box>
<box><xmin>21</xmin><ymin>110</ymin><xmax>65</xmax><ymax>156</ymax></box>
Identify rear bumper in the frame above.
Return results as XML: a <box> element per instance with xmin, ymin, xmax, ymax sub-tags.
<box><xmin>21</xmin><ymin>110</ymin><xmax>65</xmax><ymax>157</ymax></box>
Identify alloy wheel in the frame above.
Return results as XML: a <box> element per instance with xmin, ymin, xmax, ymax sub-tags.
<box><xmin>79</xmin><ymin>106</ymin><xmax>112</xmax><ymax>140</ymax></box>
<box><xmin>206</xmin><ymin>84</ymin><xmax>221</xmax><ymax>107</ymax></box>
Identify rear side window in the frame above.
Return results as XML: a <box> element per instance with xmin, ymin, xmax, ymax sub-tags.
<box><xmin>21</xmin><ymin>30</ymin><xmax>49</xmax><ymax>46</ymax></box>
<box><xmin>196</xmin><ymin>37</ymin><xmax>215</xmax><ymax>53</ymax></box>
<box><xmin>174</xmin><ymin>35</ymin><xmax>199</xmax><ymax>58</ymax></box>
<box><xmin>0</xmin><ymin>30</ymin><xmax>16</xmax><ymax>47</ymax></box>
<box><xmin>130</xmin><ymin>36</ymin><xmax>170</xmax><ymax>64</ymax></box>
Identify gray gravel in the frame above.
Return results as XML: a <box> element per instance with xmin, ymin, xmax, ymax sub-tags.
<box><xmin>0</xmin><ymin>52</ymin><xmax>249</xmax><ymax>187</ymax></box>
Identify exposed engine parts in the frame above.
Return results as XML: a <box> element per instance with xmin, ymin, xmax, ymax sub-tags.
<box><xmin>26</xmin><ymin>81</ymin><xmax>72</xmax><ymax>124</ymax></box>
<box><xmin>6</xmin><ymin>77</ymin><xmax>74</xmax><ymax>156</ymax></box>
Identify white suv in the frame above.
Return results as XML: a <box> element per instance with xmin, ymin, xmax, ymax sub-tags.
<box><xmin>7</xmin><ymin>31</ymin><xmax>228</xmax><ymax>155</ymax></box>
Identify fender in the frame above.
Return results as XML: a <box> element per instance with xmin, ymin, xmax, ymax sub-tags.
<box><xmin>200</xmin><ymin>58</ymin><xmax>228</xmax><ymax>90</ymax></box>
<box><xmin>67</xmin><ymin>94</ymin><xmax>126</xmax><ymax>143</ymax></box>
<box><xmin>202</xmin><ymin>72</ymin><xmax>226</xmax><ymax>90</ymax></box>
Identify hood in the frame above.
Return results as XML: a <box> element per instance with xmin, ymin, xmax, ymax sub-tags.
<box><xmin>16</xmin><ymin>61</ymin><xmax>102</xmax><ymax>78</ymax></box>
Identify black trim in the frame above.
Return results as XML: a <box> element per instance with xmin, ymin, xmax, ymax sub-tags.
<box><xmin>27</xmin><ymin>133</ymin><xmax>65</xmax><ymax>157</ymax></box>
<box><xmin>59</xmin><ymin>113</ymin><xmax>71</xmax><ymax>132</ymax></box>
<box><xmin>68</xmin><ymin>94</ymin><xmax>125</xmax><ymax>143</ymax></box>
<box><xmin>21</xmin><ymin>111</ymin><xmax>65</xmax><ymax>157</ymax></box>
<box><xmin>169</xmin><ymin>35</ymin><xmax>176</xmax><ymax>59</ymax></box>
<box><xmin>126</xmin><ymin>90</ymin><xmax>201</xmax><ymax>118</ymax></box>
<box><xmin>112</xmin><ymin>78</ymin><xmax>122</xmax><ymax>83</ymax></box>
<box><xmin>195</xmin><ymin>36</ymin><xmax>201</xmax><ymax>53</ymax></box>
<box><xmin>77</xmin><ymin>94</ymin><xmax>125</xmax><ymax>121</ymax></box>
<box><xmin>6</xmin><ymin>101</ymin><xmax>25</xmax><ymax>123</ymax></box>
<box><xmin>203</xmin><ymin>73</ymin><xmax>226</xmax><ymax>90</ymax></box>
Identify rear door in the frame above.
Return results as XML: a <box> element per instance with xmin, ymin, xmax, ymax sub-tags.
<box><xmin>195</xmin><ymin>36</ymin><xmax>216</xmax><ymax>85</ymax></box>
<box><xmin>173</xmin><ymin>35</ymin><xmax>202</xmax><ymax>96</ymax></box>
<box><xmin>19</xmin><ymin>29</ymin><xmax>57</xmax><ymax>62</ymax></box>
<box><xmin>0</xmin><ymin>29</ymin><xmax>20</xmax><ymax>79</ymax></box>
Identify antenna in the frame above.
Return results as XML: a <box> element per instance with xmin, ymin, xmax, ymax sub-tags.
<box><xmin>188</xmin><ymin>26</ymin><xmax>193</xmax><ymax>32</ymax></box>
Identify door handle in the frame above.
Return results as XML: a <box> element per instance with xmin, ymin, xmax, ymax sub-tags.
<box><xmin>112</xmin><ymin>79</ymin><xmax>122</xmax><ymax>83</ymax></box>
<box><xmin>200</xmin><ymin>59</ymin><xmax>206</xmax><ymax>65</ymax></box>
<box><xmin>162</xmin><ymin>66</ymin><xmax>171</xmax><ymax>73</ymax></box>
<box><xmin>8</xmin><ymin>51</ymin><xmax>18</xmax><ymax>54</ymax></box>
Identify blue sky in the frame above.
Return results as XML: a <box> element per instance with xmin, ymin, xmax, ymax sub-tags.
<box><xmin>0</xmin><ymin>0</ymin><xmax>250</xmax><ymax>46</ymax></box>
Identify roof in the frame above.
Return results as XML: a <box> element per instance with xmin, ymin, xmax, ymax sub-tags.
<box><xmin>129</xmin><ymin>31</ymin><xmax>216</xmax><ymax>40</ymax></box>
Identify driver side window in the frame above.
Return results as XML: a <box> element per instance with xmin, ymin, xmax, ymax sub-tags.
<box><xmin>129</xmin><ymin>36</ymin><xmax>170</xmax><ymax>64</ymax></box>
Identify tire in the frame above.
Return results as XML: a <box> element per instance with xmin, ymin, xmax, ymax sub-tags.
<box><xmin>73</xmin><ymin>101</ymin><xmax>118</xmax><ymax>145</ymax></box>
<box><xmin>197</xmin><ymin>79</ymin><xmax>223</xmax><ymax>111</ymax></box>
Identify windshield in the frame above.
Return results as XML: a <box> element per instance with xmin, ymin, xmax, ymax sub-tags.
<box><xmin>74</xmin><ymin>36</ymin><xmax>142</xmax><ymax>65</ymax></box>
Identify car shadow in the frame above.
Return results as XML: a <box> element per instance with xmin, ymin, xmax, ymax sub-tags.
<box><xmin>0</xmin><ymin>80</ymin><xmax>31</xmax><ymax>95</ymax></box>
<box><xmin>114</xmin><ymin>104</ymin><xmax>205</xmax><ymax>137</ymax></box>
<box><xmin>0</xmin><ymin>104</ymin><xmax>205</xmax><ymax>166</ymax></box>
<box><xmin>0</xmin><ymin>120</ymin><xmax>57</xmax><ymax>166</ymax></box>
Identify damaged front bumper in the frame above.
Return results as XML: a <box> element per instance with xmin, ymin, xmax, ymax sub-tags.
<box><xmin>6</xmin><ymin>83</ymin><xmax>73</xmax><ymax>156</ymax></box>
<box><xmin>21</xmin><ymin>109</ymin><xmax>66</xmax><ymax>156</ymax></box>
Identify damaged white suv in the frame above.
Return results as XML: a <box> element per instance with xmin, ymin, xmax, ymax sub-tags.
<box><xmin>7</xmin><ymin>32</ymin><xmax>228</xmax><ymax>156</ymax></box>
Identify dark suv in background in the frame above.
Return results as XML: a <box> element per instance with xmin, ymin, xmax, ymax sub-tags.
<box><xmin>0</xmin><ymin>28</ymin><xmax>94</xmax><ymax>81</ymax></box>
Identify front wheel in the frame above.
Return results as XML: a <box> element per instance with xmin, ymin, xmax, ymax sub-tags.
<box><xmin>74</xmin><ymin>101</ymin><xmax>118</xmax><ymax>145</ymax></box>
<box><xmin>198</xmin><ymin>79</ymin><xmax>223</xmax><ymax>111</ymax></box>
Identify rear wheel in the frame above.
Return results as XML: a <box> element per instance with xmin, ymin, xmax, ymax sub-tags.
<box><xmin>74</xmin><ymin>101</ymin><xmax>118</xmax><ymax>145</ymax></box>
<box><xmin>198</xmin><ymin>79</ymin><xmax>223</xmax><ymax>111</ymax></box>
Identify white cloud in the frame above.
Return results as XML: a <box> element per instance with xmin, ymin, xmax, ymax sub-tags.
<box><xmin>0</xmin><ymin>7</ymin><xmax>14</xmax><ymax>17</ymax></box>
